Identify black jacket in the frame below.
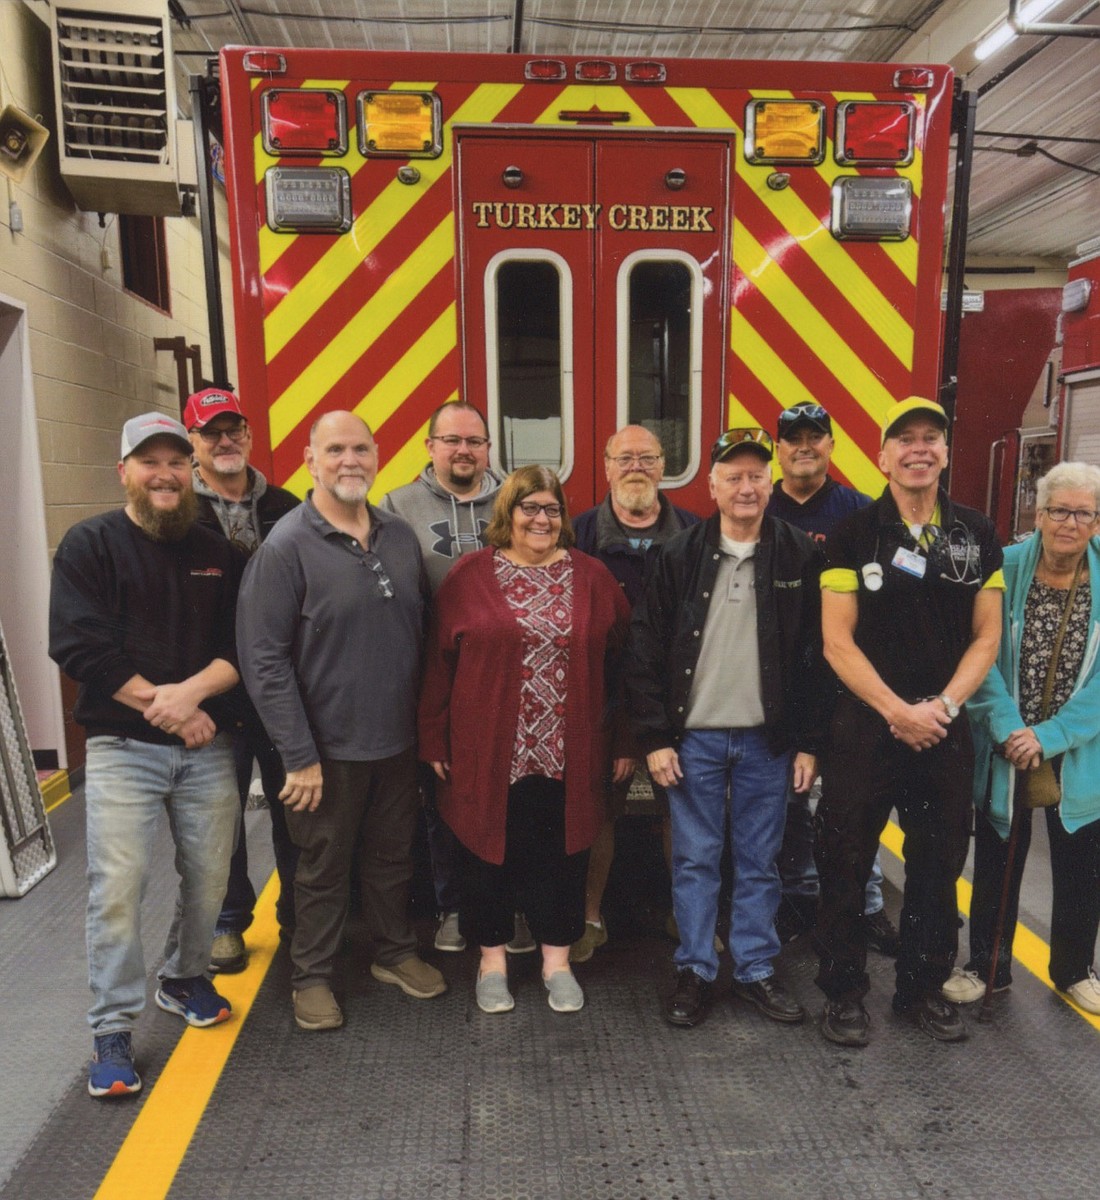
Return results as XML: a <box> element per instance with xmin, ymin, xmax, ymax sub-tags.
<box><xmin>626</xmin><ymin>513</ymin><xmax>826</xmax><ymax>758</ymax></box>
<box><xmin>573</xmin><ymin>494</ymin><xmax>700</xmax><ymax>608</ymax></box>
<box><xmin>192</xmin><ymin>466</ymin><xmax>299</xmax><ymax>550</ymax></box>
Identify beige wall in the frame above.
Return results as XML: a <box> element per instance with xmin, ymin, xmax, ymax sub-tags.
<box><xmin>1</xmin><ymin>0</ymin><xmax>237</xmax><ymax>554</ymax></box>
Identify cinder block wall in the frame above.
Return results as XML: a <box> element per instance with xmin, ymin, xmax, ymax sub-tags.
<box><xmin>0</xmin><ymin>1</ymin><xmax>238</xmax><ymax>554</ymax></box>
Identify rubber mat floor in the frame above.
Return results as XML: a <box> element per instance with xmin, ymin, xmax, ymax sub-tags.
<box><xmin>1</xmin><ymin>793</ymin><xmax>1097</xmax><ymax>1200</ymax></box>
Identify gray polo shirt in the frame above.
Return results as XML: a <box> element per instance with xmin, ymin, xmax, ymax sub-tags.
<box><xmin>684</xmin><ymin>536</ymin><xmax>764</xmax><ymax>730</ymax></box>
<box><xmin>237</xmin><ymin>495</ymin><xmax>427</xmax><ymax>770</ymax></box>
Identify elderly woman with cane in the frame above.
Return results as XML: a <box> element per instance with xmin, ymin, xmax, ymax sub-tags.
<box><xmin>419</xmin><ymin>465</ymin><xmax>633</xmax><ymax>1014</ymax></box>
<box><xmin>943</xmin><ymin>461</ymin><xmax>1100</xmax><ymax>1014</ymax></box>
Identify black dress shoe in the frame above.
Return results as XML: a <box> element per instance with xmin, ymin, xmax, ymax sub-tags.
<box><xmin>665</xmin><ymin>968</ymin><xmax>711</xmax><ymax>1028</ymax></box>
<box><xmin>894</xmin><ymin>993</ymin><xmax>969</xmax><ymax>1042</ymax></box>
<box><xmin>776</xmin><ymin>895</ymin><xmax>817</xmax><ymax>945</ymax></box>
<box><xmin>820</xmin><ymin>998</ymin><xmax>870</xmax><ymax>1046</ymax></box>
<box><xmin>863</xmin><ymin>909</ymin><xmax>901</xmax><ymax>957</ymax></box>
<box><xmin>731</xmin><ymin>975</ymin><xmax>805</xmax><ymax>1023</ymax></box>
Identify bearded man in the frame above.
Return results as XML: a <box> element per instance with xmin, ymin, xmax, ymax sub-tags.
<box><xmin>237</xmin><ymin>411</ymin><xmax>445</xmax><ymax>1033</ymax></box>
<box><xmin>49</xmin><ymin>412</ymin><xmax>245</xmax><ymax>1099</ymax></box>
<box><xmin>568</xmin><ymin>425</ymin><xmax>699</xmax><ymax>963</ymax></box>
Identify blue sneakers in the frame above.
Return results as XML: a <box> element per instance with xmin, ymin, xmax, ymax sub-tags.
<box><xmin>155</xmin><ymin>975</ymin><xmax>232</xmax><ymax>1027</ymax></box>
<box><xmin>88</xmin><ymin>1031</ymin><xmax>142</xmax><ymax>1098</ymax></box>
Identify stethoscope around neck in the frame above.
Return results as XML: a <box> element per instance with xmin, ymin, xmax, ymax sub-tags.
<box><xmin>861</xmin><ymin>519</ymin><xmax>978</xmax><ymax>591</ymax></box>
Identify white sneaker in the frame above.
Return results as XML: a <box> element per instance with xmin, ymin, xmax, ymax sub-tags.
<box><xmin>1064</xmin><ymin>970</ymin><xmax>1100</xmax><ymax>1015</ymax></box>
<box><xmin>941</xmin><ymin>967</ymin><xmax>1008</xmax><ymax>1004</ymax></box>
<box><xmin>434</xmin><ymin>910</ymin><xmax>466</xmax><ymax>952</ymax></box>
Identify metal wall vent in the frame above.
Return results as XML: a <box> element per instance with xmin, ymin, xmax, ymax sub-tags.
<box><xmin>51</xmin><ymin>0</ymin><xmax>183</xmax><ymax>215</ymax></box>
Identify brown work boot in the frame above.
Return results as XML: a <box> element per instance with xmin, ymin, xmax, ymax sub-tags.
<box><xmin>370</xmin><ymin>955</ymin><xmax>447</xmax><ymax>999</ymax></box>
<box><xmin>292</xmin><ymin>984</ymin><xmax>343</xmax><ymax>1031</ymax></box>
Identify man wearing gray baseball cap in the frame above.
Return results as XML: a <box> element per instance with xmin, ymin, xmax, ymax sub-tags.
<box><xmin>49</xmin><ymin>410</ymin><xmax>245</xmax><ymax>1099</ymax></box>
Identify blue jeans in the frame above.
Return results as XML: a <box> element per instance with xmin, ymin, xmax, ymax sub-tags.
<box><xmin>778</xmin><ymin>779</ymin><xmax>886</xmax><ymax>913</ymax></box>
<box><xmin>84</xmin><ymin>734</ymin><xmax>239</xmax><ymax>1034</ymax></box>
<box><xmin>668</xmin><ymin>727</ymin><xmax>790</xmax><ymax>984</ymax></box>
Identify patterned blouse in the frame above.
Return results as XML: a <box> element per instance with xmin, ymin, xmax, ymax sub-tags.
<box><xmin>493</xmin><ymin>551</ymin><xmax>573</xmax><ymax>784</ymax></box>
<box><xmin>1018</xmin><ymin>574</ymin><xmax>1091</xmax><ymax>725</ymax></box>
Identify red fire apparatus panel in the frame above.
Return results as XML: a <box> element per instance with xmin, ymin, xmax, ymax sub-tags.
<box><xmin>218</xmin><ymin>50</ymin><xmax>954</xmax><ymax>513</ymax></box>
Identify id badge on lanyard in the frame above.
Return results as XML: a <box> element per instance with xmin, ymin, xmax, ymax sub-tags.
<box><xmin>891</xmin><ymin>546</ymin><xmax>927</xmax><ymax>579</ymax></box>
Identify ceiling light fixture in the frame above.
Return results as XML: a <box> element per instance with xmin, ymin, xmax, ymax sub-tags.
<box><xmin>974</xmin><ymin>0</ymin><xmax>1061</xmax><ymax>61</ymax></box>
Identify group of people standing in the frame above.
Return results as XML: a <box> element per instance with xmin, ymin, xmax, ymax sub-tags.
<box><xmin>48</xmin><ymin>388</ymin><xmax>1100</xmax><ymax>1100</ymax></box>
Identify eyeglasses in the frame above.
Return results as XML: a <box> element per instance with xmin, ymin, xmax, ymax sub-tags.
<box><xmin>711</xmin><ymin>427</ymin><xmax>774</xmax><ymax>463</ymax></box>
<box><xmin>195</xmin><ymin>423</ymin><xmax>249</xmax><ymax>444</ymax></box>
<box><xmin>430</xmin><ymin>435</ymin><xmax>489</xmax><ymax>449</ymax></box>
<box><xmin>365</xmin><ymin>552</ymin><xmax>394</xmax><ymax>599</ymax></box>
<box><xmin>608</xmin><ymin>453</ymin><xmax>663</xmax><ymax>470</ymax></box>
<box><xmin>778</xmin><ymin>404</ymin><xmax>829</xmax><ymax>427</ymax></box>
<box><xmin>1044</xmin><ymin>506</ymin><xmax>1099</xmax><ymax>525</ymax></box>
<box><xmin>517</xmin><ymin>501</ymin><xmax>563</xmax><ymax>518</ymax></box>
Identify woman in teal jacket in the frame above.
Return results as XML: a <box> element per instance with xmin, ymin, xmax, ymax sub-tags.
<box><xmin>943</xmin><ymin>462</ymin><xmax>1100</xmax><ymax>1014</ymax></box>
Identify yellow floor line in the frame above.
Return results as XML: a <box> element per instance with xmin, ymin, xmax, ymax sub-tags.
<box><xmin>880</xmin><ymin>818</ymin><xmax>1100</xmax><ymax>1031</ymax></box>
<box><xmin>93</xmin><ymin>872</ymin><xmax>282</xmax><ymax>1200</ymax></box>
<box><xmin>90</xmin><ymin>812</ymin><xmax>1097</xmax><ymax>1198</ymax></box>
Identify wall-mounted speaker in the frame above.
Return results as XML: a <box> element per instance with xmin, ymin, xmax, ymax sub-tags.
<box><xmin>0</xmin><ymin>105</ymin><xmax>50</xmax><ymax>184</ymax></box>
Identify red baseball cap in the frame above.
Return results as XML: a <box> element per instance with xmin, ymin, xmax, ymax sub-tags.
<box><xmin>183</xmin><ymin>388</ymin><xmax>245</xmax><ymax>431</ymax></box>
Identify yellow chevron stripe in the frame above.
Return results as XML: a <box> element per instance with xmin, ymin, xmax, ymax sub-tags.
<box><xmin>730</xmin><ymin>308</ymin><xmax>884</xmax><ymax>496</ymax></box>
<box><xmin>256</xmin><ymin>79</ymin><xmax>441</xmax><ymax>275</ymax></box>
<box><xmin>735</xmin><ymin>159</ymin><xmax>913</xmax><ymax>370</ymax></box>
<box><xmin>261</xmin><ymin>82</ymin><xmax>520</xmax><ymax>356</ymax></box>
<box><xmin>269</xmin><ymin>215</ymin><xmax>455</xmax><ymax>447</ymax></box>
<box><xmin>672</xmin><ymin>87</ymin><xmax>914</xmax><ymax>367</ymax></box>
<box><xmin>533</xmin><ymin>84</ymin><xmax>658</xmax><ymax>127</ymax></box>
<box><xmin>371</xmin><ymin>418</ymin><xmax>432</xmax><ymax>502</ymax></box>
<box><xmin>734</xmin><ymin>219</ymin><xmax>897</xmax><ymax>428</ymax></box>
<box><xmin>358</xmin><ymin>303</ymin><xmax>457</xmax><ymax>433</ymax></box>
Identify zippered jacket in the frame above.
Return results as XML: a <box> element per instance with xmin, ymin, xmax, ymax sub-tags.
<box><xmin>626</xmin><ymin>513</ymin><xmax>826</xmax><ymax>758</ymax></box>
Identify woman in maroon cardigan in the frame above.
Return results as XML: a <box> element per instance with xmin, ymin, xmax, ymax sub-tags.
<box><xmin>418</xmin><ymin>465</ymin><xmax>633</xmax><ymax>1014</ymax></box>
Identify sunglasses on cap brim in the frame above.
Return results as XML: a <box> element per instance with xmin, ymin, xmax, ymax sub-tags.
<box><xmin>712</xmin><ymin>427</ymin><xmax>774</xmax><ymax>461</ymax></box>
<box><xmin>778</xmin><ymin>404</ymin><xmax>829</xmax><ymax>427</ymax></box>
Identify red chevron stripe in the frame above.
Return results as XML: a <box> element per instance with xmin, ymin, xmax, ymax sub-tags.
<box><xmin>735</xmin><ymin>184</ymin><xmax>913</xmax><ymax>396</ymax></box>
<box><xmin>265</xmin><ymin>179</ymin><xmax>454</xmax><ymax>395</ymax></box>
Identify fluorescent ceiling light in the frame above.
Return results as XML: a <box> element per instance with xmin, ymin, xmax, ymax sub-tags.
<box><xmin>975</xmin><ymin>0</ymin><xmax>1062</xmax><ymax>60</ymax></box>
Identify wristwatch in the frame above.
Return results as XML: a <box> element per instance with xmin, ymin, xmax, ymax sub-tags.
<box><xmin>937</xmin><ymin>693</ymin><xmax>960</xmax><ymax>721</ymax></box>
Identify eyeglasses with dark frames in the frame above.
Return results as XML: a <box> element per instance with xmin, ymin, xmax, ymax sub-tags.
<box><xmin>517</xmin><ymin>501</ymin><xmax>563</xmax><ymax>518</ymax></box>
<box><xmin>195</xmin><ymin>422</ymin><xmax>249</xmax><ymax>444</ymax></box>
<box><xmin>1044</xmin><ymin>506</ymin><xmax>1099</xmax><ymax>525</ymax></box>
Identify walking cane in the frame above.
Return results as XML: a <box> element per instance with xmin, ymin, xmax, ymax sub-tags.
<box><xmin>977</xmin><ymin>784</ymin><xmax>1026</xmax><ymax>1024</ymax></box>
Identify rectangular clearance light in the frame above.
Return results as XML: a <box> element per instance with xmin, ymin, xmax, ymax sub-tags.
<box><xmin>261</xmin><ymin>89</ymin><xmax>348</xmax><ymax>156</ymax></box>
<box><xmin>357</xmin><ymin>91</ymin><xmax>442</xmax><ymax>158</ymax></box>
<box><xmin>835</xmin><ymin>102</ymin><xmax>914</xmax><ymax>166</ymax></box>
<box><xmin>264</xmin><ymin>166</ymin><xmax>352</xmax><ymax>233</ymax></box>
<box><xmin>744</xmin><ymin>100</ymin><xmax>825</xmax><ymax>164</ymax></box>
<box><xmin>831</xmin><ymin>176</ymin><xmax>913</xmax><ymax>241</ymax></box>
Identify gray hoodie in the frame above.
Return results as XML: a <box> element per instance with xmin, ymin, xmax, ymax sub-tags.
<box><xmin>380</xmin><ymin>464</ymin><xmax>502</xmax><ymax>594</ymax></box>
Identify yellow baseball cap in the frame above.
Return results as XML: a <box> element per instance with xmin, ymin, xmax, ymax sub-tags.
<box><xmin>881</xmin><ymin>397</ymin><xmax>948</xmax><ymax>445</ymax></box>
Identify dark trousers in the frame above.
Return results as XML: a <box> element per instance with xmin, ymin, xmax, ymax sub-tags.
<box><xmin>419</xmin><ymin>764</ymin><xmax>464</xmax><ymax>913</ymax></box>
<box><xmin>813</xmin><ymin>695</ymin><xmax>972</xmax><ymax>1006</ymax></box>
<box><xmin>458</xmin><ymin>775</ymin><xmax>588</xmax><ymax>949</ymax></box>
<box><xmin>285</xmin><ymin>749</ymin><xmax>419</xmax><ymax>990</ymax></box>
<box><xmin>967</xmin><ymin>793</ymin><xmax>1100</xmax><ymax>992</ymax></box>
<box><xmin>217</xmin><ymin>726</ymin><xmax>298</xmax><ymax>935</ymax></box>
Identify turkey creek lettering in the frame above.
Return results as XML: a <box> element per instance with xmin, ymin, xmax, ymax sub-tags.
<box><xmin>470</xmin><ymin>201</ymin><xmax>715</xmax><ymax>232</ymax></box>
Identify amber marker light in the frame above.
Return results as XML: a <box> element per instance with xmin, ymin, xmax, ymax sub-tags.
<box><xmin>745</xmin><ymin>100</ymin><xmax>825</xmax><ymax>164</ymax></box>
<box><xmin>357</xmin><ymin>91</ymin><xmax>442</xmax><ymax>157</ymax></box>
